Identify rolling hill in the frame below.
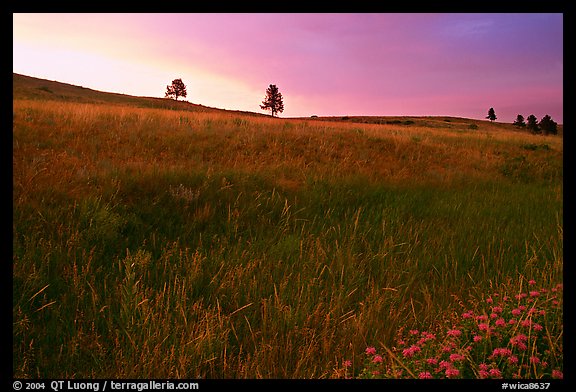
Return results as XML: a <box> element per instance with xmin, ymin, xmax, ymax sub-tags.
<box><xmin>12</xmin><ymin>73</ymin><xmax>267</xmax><ymax>117</ymax></box>
<box><xmin>12</xmin><ymin>71</ymin><xmax>563</xmax><ymax>379</ymax></box>
<box><xmin>15</xmin><ymin>73</ymin><xmax>560</xmax><ymax>134</ymax></box>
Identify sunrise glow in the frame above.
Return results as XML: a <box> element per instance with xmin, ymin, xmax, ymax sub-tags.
<box><xmin>13</xmin><ymin>13</ymin><xmax>563</xmax><ymax>122</ymax></box>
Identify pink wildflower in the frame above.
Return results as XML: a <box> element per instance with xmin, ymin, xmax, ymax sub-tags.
<box><xmin>529</xmin><ymin>291</ymin><xmax>540</xmax><ymax>297</ymax></box>
<box><xmin>492</xmin><ymin>348</ymin><xmax>512</xmax><ymax>358</ymax></box>
<box><xmin>445</xmin><ymin>367</ymin><xmax>460</xmax><ymax>378</ymax></box>
<box><xmin>490</xmin><ymin>313</ymin><xmax>499</xmax><ymax>319</ymax></box>
<box><xmin>552</xmin><ymin>370</ymin><xmax>563</xmax><ymax>379</ymax></box>
<box><xmin>441</xmin><ymin>345</ymin><xmax>452</xmax><ymax>353</ymax></box>
<box><xmin>373</xmin><ymin>355</ymin><xmax>383</xmax><ymax>364</ymax></box>
<box><xmin>476</xmin><ymin>315</ymin><xmax>489</xmax><ymax>322</ymax></box>
<box><xmin>530</xmin><ymin>356</ymin><xmax>540</xmax><ymax>365</ymax></box>
<box><xmin>343</xmin><ymin>360</ymin><xmax>352</xmax><ymax>368</ymax></box>
<box><xmin>486</xmin><ymin>297</ymin><xmax>493</xmax><ymax>304</ymax></box>
<box><xmin>508</xmin><ymin>355</ymin><xmax>519</xmax><ymax>364</ymax></box>
<box><xmin>510</xmin><ymin>335</ymin><xmax>528</xmax><ymax>351</ymax></box>
<box><xmin>426</xmin><ymin>357</ymin><xmax>438</xmax><ymax>365</ymax></box>
<box><xmin>533</xmin><ymin>323</ymin><xmax>543</xmax><ymax>332</ymax></box>
<box><xmin>521</xmin><ymin>319</ymin><xmax>532</xmax><ymax>328</ymax></box>
<box><xmin>489</xmin><ymin>368</ymin><xmax>502</xmax><ymax>378</ymax></box>
<box><xmin>422</xmin><ymin>331</ymin><xmax>436</xmax><ymax>340</ymax></box>
<box><xmin>528</xmin><ymin>279</ymin><xmax>536</xmax><ymax>285</ymax></box>
<box><xmin>479</xmin><ymin>363</ymin><xmax>489</xmax><ymax>371</ymax></box>
<box><xmin>439</xmin><ymin>360</ymin><xmax>451</xmax><ymax>369</ymax></box>
<box><xmin>410</xmin><ymin>329</ymin><xmax>419</xmax><ymax>335</ymax></box>
<box><xmin>449</xmin><ymin>353</ymin><xmax>465</xmax><ymax>362</ymax></box>
<box><xmin>478</xmin><ymin>323</ymin><xmax>490</xmax><ymax>332</ymax></box>
<box><xmin>492</xmin><ymin>306</ymin><xmax>503</xmax><ymax>313</ymax></box>
<box><xmin>515</xmin><ymin>334</ymin><xmax>528</xmax><ymax>342</ymax></box>
<box><xmin>551</xmin><ymin>283</ymin><xmax>562</xmax><ymax>292</ymax></box>
<box><xmin>473</xmin><ymin>335</ymin><xmax>483</xmax><ymax>343</ymax></box>
<box><xmin>479</xmin><ymin>370</ymin><xmax>490</xmax><ymax>379</ymax></box>
<box><xmin>402</xmin><ymin>345</ymin><xmax>421</xmax><ymax>358</ymax></box>
<box><xmin>512</xmin><ymin>308</ymin><xmax>522</xmax><ymax>316</ymax></box>
<box><xmin>462</xmin><ymin>311</ymin><xmax>474</xmax><ymax>319</ymax></box>
<box><xmin>495</xmin><ymin>318</ymin><xmax>506</xmax><ymax>327</ymax></box>
<box><xmin>419</xmin><ymin>371</ymin><xmax>433</xmax><ymax>379</ymax></box>
<box><xmin>447</xmin><ymin>329</ymin><xmax>462</xmax><ymax>337</ymax></box>
<box><xmin>365</xmin><ymin>347</ymin><xmax>377</xmax><ymax>355</ymax></box>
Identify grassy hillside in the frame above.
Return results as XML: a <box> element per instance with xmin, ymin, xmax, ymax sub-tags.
<box><xmin>12</xmin><ymin>73</ymin><xmax>267</xmax><ymax>118</ymax></box>
<box><xmin>13</xmin><ymin>75</ymin><xmax>563</xmax><ymax>379</ymax></box>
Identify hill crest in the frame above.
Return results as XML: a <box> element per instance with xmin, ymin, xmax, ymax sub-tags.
<box><xmin>12</xmin><ymin>73</ymin><xmax>562</xmax><ymax>133</ymax></box>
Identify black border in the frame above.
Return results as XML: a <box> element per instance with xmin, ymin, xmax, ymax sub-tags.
<box><xmin>7</xmin><ymin>3</ymin><xmax>572</xmax><ymax>389</ymax></box>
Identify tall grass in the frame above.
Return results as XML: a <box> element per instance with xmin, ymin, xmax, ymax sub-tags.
<box><xmin>13</xmin><ymin>99</ymin><xmax>562</xmax><ymax>378</ymax></box>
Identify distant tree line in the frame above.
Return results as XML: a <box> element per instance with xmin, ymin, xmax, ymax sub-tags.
<box><xmin>513</xmin><ymin>113</ymin><xmax>558</xmax><ymax>135</ymax></box>
<box><xmin>486</xmin><ymin>107</ymin><xmax>558</xmax><ymax>135</ymax></box>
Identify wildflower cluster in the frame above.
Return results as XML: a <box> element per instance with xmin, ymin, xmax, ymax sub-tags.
<box><xmin>348</xmin><ymin>279</ymin><xmax>563</xmax><ymax>379</ymax></box>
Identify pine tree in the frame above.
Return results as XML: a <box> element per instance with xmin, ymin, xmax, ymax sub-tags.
<box><xmin>539</xmin><ymin>115</ymin><xmax>558</xmax><ymax>135</ymax></box>
<box><xmin>513</xmin><ymin>114</ymin><xmax>526</xmax><ymax>127</ymax></box>
<box><xmin>526</xmin><ymin>114</ymin><xmax>540</xmax><ymax>134</ymax></box>
<box><xmin>486</xmin><ymin>107</ymin><xmax>497</xmax><ymax>122</ymax></box>
<box><xmin>260</xmin><ymin>84</ymin><xmax>284</xmax><ymax>117</ymax></box>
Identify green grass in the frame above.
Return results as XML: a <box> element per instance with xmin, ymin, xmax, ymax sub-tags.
<box><xmin>13</xmin><ymin>75</ymin><xmax>562</xmax><ymax>378</ymax></box>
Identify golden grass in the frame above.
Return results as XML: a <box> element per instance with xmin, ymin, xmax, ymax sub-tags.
<box><xmin>13</xmin><ymin>98</ymin><xmax>562</xmax><ymax>378</ymax></box>
<box><xmin>13</xmin><ymin>99</ymin><xmax>562</xmax><ymax>201</ymax></box>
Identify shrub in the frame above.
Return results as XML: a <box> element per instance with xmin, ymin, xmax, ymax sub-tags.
<box><xmin>36</xmin><ymin>86</ymin><xmax>54</xmax><ymax>94</ymax></box>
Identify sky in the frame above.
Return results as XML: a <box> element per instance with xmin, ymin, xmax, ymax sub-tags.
<box><xmin>13</xmin><ymin>13</ymin><xmax>563</xmax><ymax>122</ymax></box>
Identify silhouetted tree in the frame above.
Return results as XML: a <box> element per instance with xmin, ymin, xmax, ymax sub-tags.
<box><xmin>526</xmin><ymin>114</ymin><xmax>540</xmax><ymax>134</ymax></box>
<box><xmin>260</xmin><ymin>84</ymin><xmax>284</xmax><ymax>117</ymax></box>
<box><xmin>513</xmin><ymin>114</ymin><xmax>526</xmax><ymax>127</ymax></box>
<box><xmin>486</xmin><ymin>107</ymin><xmax>497</xmax><ymax>122</ymax></box>
<box><xmin>165</xmin><ymin>78</ymin><xmax>187</xmax><ymax>101</ymax></box>
<box><xmin>539</xmin><ymin>114</ymin><xmax>558</xmax><ymax>135</ymax></box>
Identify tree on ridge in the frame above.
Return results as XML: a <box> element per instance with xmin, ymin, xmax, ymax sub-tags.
<box><xmin>539</xmin><ymin>114</ymin><xmax>558</xmax><ymax>135</ymax></box>
<box><xmin>526</xmin><ymin>114</ymin><xmax>539</xmax><ymax>134</ymax></box>
<box><xmin>165</xmin><ymin>78</ymin><xmax>187</xmax><ymax>101</ymax></box>
<box><xmin>486</xmin><ymin>107</ymin><xmax>497</xmax><ymax>122</ymax></box>
<box><xmin>260</xmin><ymin>84</ymin><xmax>284</xmax><ymax>117</ymax></box>
<box><xmin>513</xmin><ymin>114</ymin><xmax>526</xmax><ymax>127</ymax></box>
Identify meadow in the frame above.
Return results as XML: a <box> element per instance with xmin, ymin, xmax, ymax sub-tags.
<box><xmin>13</xmin><ymin>80</ymin><xmax>563</xmax><ymax>378</ymax></box>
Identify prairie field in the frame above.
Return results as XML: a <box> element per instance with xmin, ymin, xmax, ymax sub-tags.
<box><xmin>13</xmin><ymin>84</ymin><xmax>563</xmax><ymax>378</ymax></box>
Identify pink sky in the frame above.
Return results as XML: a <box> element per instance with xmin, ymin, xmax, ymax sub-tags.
<box><xmin>13</xmin><ymin>13</ymin><xmax>563</xmax><ymax>122</ymax></box>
